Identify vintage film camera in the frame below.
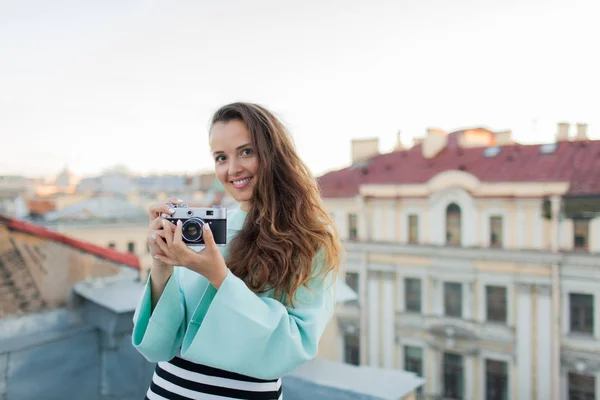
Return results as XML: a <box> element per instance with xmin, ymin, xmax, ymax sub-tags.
<box><xmin>162</xmin><ymin>203</ymin><xmax>227</xmax><ymax>248</ymax></box>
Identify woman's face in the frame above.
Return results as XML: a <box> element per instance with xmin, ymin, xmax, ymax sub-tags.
<box><xmin>210</xmin><ymin>120</ymin><xmax>259</xmax><ymax>211</ymax></box>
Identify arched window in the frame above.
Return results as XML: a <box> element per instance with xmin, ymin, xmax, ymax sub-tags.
<box><xmin>446</xmin><ymin>203</ymin><xmax>462</xmax><ymax>246</ymax></box>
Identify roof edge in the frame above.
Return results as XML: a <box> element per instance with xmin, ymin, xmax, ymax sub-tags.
<box><xmin>1</xmin><ymin>215</ymin><xmax>140</xmax><ymax>270</ymax></box>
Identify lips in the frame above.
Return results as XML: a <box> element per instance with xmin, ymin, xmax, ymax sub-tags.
<box><xmin>231</xmin><ymin>177</ymin><xmax>252</xmax><ymax>189</ymax></box>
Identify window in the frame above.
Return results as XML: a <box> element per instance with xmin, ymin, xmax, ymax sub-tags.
<box><xmin>345</xmin><ymin>272</ymin><xmax>359</xmax><ymax>293</ymax></box>
<box><xmin>443</xmin><ymin>352</ymin><xmax>464</xmax><ymax>399</ymax></box>
<box><xmin>574</xmin><ymin>219</ymin><xmax>590</xmax><ymax>251</ymax></box>
<box><xmin>108</xmin><ymin>242</ymin><xmax>116</xmax><ymax>249</ymax></box>
<box><xmin>127</xmin><ymin>241</ymin><xmax>136</xmax><ymax>253</ymax></box>
<box><xmin>404</xmin><ymin>346</ymin><xmax>424</xmax><ymax>395</ymax></box>
<box><xmin>405</xmin><ymin>278</ymin><xmax>422</xmax><ymax>313</ymax></box>
<box><xmin>486</xmin><ymin>359</ymin><xmax>509</xmax><ymax>400</ymax></box>
<box><xmin>569</xmin><ymin>372</ymin><xmax>595</xmax><ymax>400</ymax></box>
<box><xmin>348</xmin><ymin>213</ymin><xmax>358</xmax><ymax>241</ymax></box>
<box><xmin>343</xmin><ymin>331</ymin><xmax>360</xmax><ymax>366</ymax></box>
<box><xmin>408</xmin><ymin>214</ymin><xmax>419</xmax><ymax>244</ymax></box>
<box><xmin>444</xmin><ymin>282</ymin><xmax>462</xmax><ymax>318</ymax></box>
<box><xmin>570</xmin><ymin>293</ymin><xmax>594</xmax><ymax>334</ymax></box>
<box><xmin>490</xmin><ymin>216</ymin><xmax>503</xmax><ymax>247</ymax></box>
<box><xmin>486</xmin><ymin>286</ymin><xmax>507</xmax><ymax>323</ymax></box>
<box><xmin>446</xmin><ymin>203</ymin><xmax>462</xmax><ymax>246</ymax></box>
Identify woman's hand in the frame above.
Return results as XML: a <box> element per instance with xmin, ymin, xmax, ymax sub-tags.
<box><xmin>154</xmin><ymin>219</ymin><xmax>229</xmax><ymax>289</ymax></box>
<box><xmin>146</xmin><ymin>198</ymin><xmax>183</xmax><ymax>286</ymax></box>
<box><xmin>146</xmin><ymin>198</ymin><xmax>183</xmax><ymax>264</ymax></box>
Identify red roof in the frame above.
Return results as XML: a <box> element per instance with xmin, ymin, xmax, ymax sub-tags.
<box><xmin>1</xmin><ymin>216</ymin><xmax>140</xmax><ymax>269</ymax></box>
<box><xmin>318</xmin><ymin>139</ymin><xmax>600</xmax><ymax>198</ymax></box>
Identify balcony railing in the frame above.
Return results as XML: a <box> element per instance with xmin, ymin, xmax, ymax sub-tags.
<box><xmin>342</xmin><ymin>239</ymin><xmax>599</xmax><ymax>266</ymax></box>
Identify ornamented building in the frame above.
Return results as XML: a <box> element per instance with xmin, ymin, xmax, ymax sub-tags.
<box><xmin>319</xmin><ymin>123</ymin><xmax>600</xmax><ymax>400</ymax></box>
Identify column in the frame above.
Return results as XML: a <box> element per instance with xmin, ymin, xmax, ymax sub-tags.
<box><xmin>463</xmin><ymin>282</ymin><xmax>473</xmax><ymax>320</ymax></box>
<box><xmin>382</xmin><ymin>274</ymin><xmax>395</xmax><ymax>368</ymax></box>
<box><xmin>427</xmin><ymin>347</ymin><xmax>441</xmax><ymax>395</ymax></box>
<box><xmin>359</xmin><ymin>252</ymin><xmax>368</xmax><ymax>365</ymax></box>
<box><xmin>533</xmin><ymin>201</ymin><xmax>543</xmax><ymax>249</ymax></box>
<box><xmin>368</xmin><ymin>273</ymin><xmax>380</xmax><ymax>366</ymax></box>
<box><xmin>464</xmin><ymin>355</ymin><xmax>474</xmax><ymax>400</ymax></box>
<box><xmin>537</xmin><ymin>284</ymin><xmax>552</xmax><ymax>400</ymax></box>
<box><xmin>595</xmin><ymin>294</ymin><xmax>600</xmax><ymax>340</ymax></box>
<box><xmin>516</xmin><ymin>204</ymin><xmax>525</xmax><ymax>248</ymax></box>
<box><xmin>357</xmin><ymin>195</ymin><xmax>368</xmax><ymax>241</ymax></box>
<box><xmin>373</xmin><ymin>202</ymin><xmax>383</xmax><ymax>242</ymax></box>
<box><xmin>432</xmin><ymin>278</ymin><xmax>443</xmax><ymax>316</ymax></box>
<box><xmin>386</xmin><ymin>202</ymin><xmax>396</xmax><ymax>241</ymax></box>
<box><xmin>517</xmin><ymin>283</ymin><xmax>533</xmax><ymax>400</ymax></box>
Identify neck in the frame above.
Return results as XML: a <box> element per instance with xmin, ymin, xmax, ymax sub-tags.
<box><xmin>240</xmin><ymin>201</ymin><xmax>251</xmax><ymax>211</ymax></box>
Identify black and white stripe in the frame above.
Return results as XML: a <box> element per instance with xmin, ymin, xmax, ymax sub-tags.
<box><xmin>146</xmin><ymin>357</ymin><xmax>283</xmax><ymax>400</ymax></box>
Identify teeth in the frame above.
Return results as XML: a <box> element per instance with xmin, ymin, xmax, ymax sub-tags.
<box><xmin>233</xmin><ymin>178</ymin><xmax>250</xmax><ymax>185</ymax></box>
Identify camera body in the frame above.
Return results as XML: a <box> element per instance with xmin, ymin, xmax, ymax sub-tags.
<box><xmin>163</xmin><ymin>204</ymin><xmax>227</xmax><ymax>247</ymax></box>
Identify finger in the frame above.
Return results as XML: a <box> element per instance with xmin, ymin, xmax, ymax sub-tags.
<box><xmin>150</xmin><ymin>217</ymin><xmax>166</xmax><ymax>230</ymax></box>
<box><xmin>155</xmin><ymin>236</ymin><xmax>170</xmax><ymax>255</ymax></box>
<box><xmin>162</xmin><ymin>218</ymin><xmax>175</xmax><ymax>245</ymax></box>
<box><xmin>149</xmin><ymin>203</ymin><xmax>176</xmax><ymax>220</ymax></box>
<box><xmin>149</xmin><ymin>229</ymin><xmax>166</xmax><ymax>242</ymax></box>
<box><xmin>173</xmin><ymin>220</ymin><xmax>183</xmax><ymax>246</ymax></box>
<box><xmin>167</xmin><ymin>197</ymin><xmax>184</xmax><ymax>205</ymax></box>
<box><xmin>201</xmin><ymin>222</ymin><xmax>217</xmax><ymax>250</ymax></box>
<box><xmin>154</xmin><ymin>254</ymin><xmax>176</xmax><ymax>265</ymax></box>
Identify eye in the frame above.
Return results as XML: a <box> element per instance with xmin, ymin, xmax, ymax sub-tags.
<box><xmin>215</xmin><ymin>154</ymin><xmax>227</xmax><ymax>163</ymax></box>
<box><xmin>241</xmin><ymin>148</ymin><xmax>254</xmax><ymax>157</ymax></box>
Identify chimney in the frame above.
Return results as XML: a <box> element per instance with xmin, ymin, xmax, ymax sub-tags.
<box><xmin>574</xmin><ymin>123</ymin><xmax>588</xmax><ymax>141</ymax></box>
<box><xmin>351</xmin><ymin>138</ymin><xmax>379</xmax><ymax>163</ymax></box>
<box><xmin>422</xmin><ymin>128</ymin><xmax>448</xmax><ymax>158</ymax></box>
<box><xmin>556</xmin><ymin>122</ymin><xmax>570</xmax><ymax>142</ymax></box>
<box><xmin>394</xmin><ymin>130</ymin><xmax>405</xmax><ymax>151</ymax></box>
<box><xmin>494</xmin><ymin>130</ymin><xmax>513</xmax><ymax>146</ymax></box>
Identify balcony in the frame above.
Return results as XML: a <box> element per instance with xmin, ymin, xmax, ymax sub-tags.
<box><xmin>343</xmin><ymin>239</ymin><xmax>599</xmax><ymax>267</ymax></box>
<box><xmin>396</xmin><ymin>312</ymin><xmax>516</xmax><ymax>352</ymax></box>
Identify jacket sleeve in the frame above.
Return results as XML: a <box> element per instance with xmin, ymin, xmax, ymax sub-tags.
<box><xmin>179</xmin><ymin>252</ymin><xmax>336</xmax><ymax>380</ymax></box>
<box><xmin>131</xmin><ymin>267</ymin><xmax>187</xmax><ymax>362</ymax></box>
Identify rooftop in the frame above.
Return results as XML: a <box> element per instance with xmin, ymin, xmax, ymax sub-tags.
<box><xmin>0</xmin><ymin>214</ymin><xmax>139</xmax><ymax>317</ymax></box>
<box><xmin>319</xmin><ymin>137</ymin><xmax>600</xmax><ymax>198</ymax></box>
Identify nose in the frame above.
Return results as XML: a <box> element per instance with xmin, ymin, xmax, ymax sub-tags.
<box><xmin>228</xmin><ymin>158</ymin><xmax>243</xmax><ymax>176</ymax></box>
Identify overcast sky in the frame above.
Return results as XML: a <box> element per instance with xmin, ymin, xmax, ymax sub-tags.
<box><xmin>1</xmin><ymin>0</ymin><xmax>598</xmax><ymax>179</ymax></box>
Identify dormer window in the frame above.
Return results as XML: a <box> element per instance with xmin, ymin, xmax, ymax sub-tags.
<box><xmin>446</xmin><ymin>203</ymin><xmax>462</xmax><ymax>246</ymax></box>
<box><xmin>539</xmin><ymin>143</ymin><xmax>558</xmax><ymax>154</ymax></box>
<box><xmin>483</xmin><ymin>146</ymin><xmax>501</xmax><ymax>158</ymax></box>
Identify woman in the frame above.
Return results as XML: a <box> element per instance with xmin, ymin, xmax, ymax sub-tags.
<box><xmin>133</xmin><ymin>102</ymin><xmax>342</xmax><ymax>400</ymax></box>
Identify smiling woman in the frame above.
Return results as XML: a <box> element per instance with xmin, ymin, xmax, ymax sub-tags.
<box><xmin>132</xmin><ymin>102</ymin><xmax>343</xmax><ymax>400</ymax></box>
<box><xmin>210</xmin><ymin>119</ymin><xmax>259</xmax><ymax>210</ymax></box>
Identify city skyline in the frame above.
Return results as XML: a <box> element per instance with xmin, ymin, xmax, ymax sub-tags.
<box><xmin>2</xmin><ymin>0</ymin><xmax>599</xmax><ymax>179</ymax></box>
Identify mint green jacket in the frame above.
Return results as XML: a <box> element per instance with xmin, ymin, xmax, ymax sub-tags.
<box><xmin>132</xmin><ymin>208</ymin><xmax>335</xmax><ymax>380</ymax></box>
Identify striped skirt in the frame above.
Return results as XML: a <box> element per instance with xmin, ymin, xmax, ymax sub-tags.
<box><xmin>145</xmin><ymin>356</ymin><xmax>283</xmax><ymax>400</ymax></box>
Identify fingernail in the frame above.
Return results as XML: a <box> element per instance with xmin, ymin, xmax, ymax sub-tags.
<box><xmin>154</xmin><ymin>255</ymin><xmax>159</xmax><ymax>260</ymax></box>
<box><xmin>168</xmin><ymin>208</ymin><xmax>174</xmax><ymax>214</ymax></box>
<box><xmin>204</xmin><ymin>223</ymin><xmax>211</xmax><ymax>231</ymax></box>
<box><xmin>151</xmin><ymin>234</ymin><xmax>156</xmax><ymax>240</ymax></box>
<box><xmin>161</xmin><ymin>219</ymin><xmax>165</xmax><ymax>227</ymax></box>
<box><xmin>177</xmin><ymin>220</ymin><xmax>182</xmax><ymax>226</ymax></box>
<box><xmin>176</xmin><ymin>199</ymin><xmax>183</xmax><ymax>203</ymax></box>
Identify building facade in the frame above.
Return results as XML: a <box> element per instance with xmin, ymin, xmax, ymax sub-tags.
<box><xmin>320</xmin><ymin>124</ymin><xmax>600</xmax><ymax>400</ymax></box>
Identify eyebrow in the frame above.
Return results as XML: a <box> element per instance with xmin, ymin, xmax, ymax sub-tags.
<box><xmin>212</xmin><ymin>143</ymin><xmax>252</xmax><ymax>155</ymax></box>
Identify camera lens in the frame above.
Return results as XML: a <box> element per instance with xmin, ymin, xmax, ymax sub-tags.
<box><xmin>182</xmin><ymin>218</ymin><xmax>204</xmax><ymax>243</ymax></box>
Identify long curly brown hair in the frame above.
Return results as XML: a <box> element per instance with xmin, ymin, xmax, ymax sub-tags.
<box><xmin>210</xmin><ymin>102</ymin><xmax>342</xmax><ymax>307</ymax></box>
